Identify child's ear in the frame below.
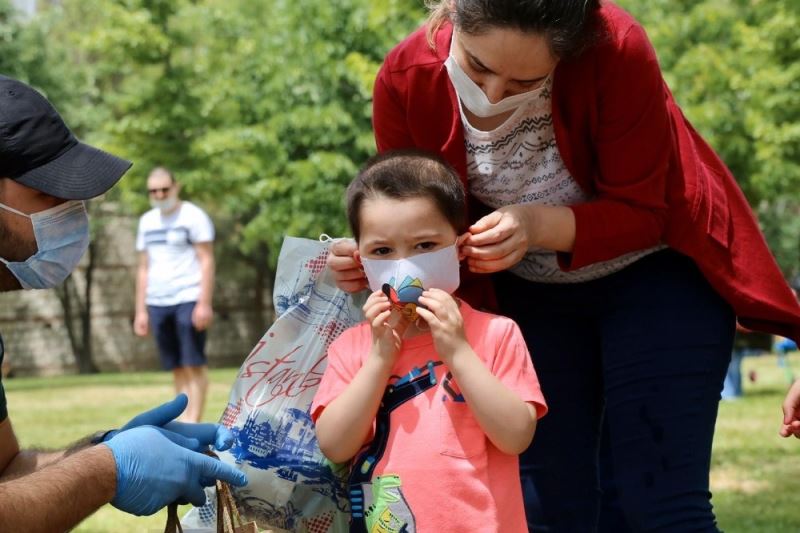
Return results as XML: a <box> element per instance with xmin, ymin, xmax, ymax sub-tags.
<box><xmin>456</xmin><ymin>232</ymin><xmax>469</xmax><ymax>261</ymax></box>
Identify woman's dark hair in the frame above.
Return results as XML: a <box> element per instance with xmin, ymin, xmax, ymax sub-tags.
<box><xmin>427</xmin><ymin>0</ymin><xmax>602</xmax><ymax>59</ymax></box>
<box><xmin>346</xmin><ymin>150</ymin><xmax>467</xmax><ymax>242</ymax></box>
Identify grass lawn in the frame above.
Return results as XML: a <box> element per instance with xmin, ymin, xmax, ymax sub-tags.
<box><xmin>5</xmin><ymin>355</ymin><xmax>800</xmax><ymax>532</ymax></box>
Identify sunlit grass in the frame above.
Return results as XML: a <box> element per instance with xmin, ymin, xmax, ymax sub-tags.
<box><xmin>712</xmin><ymin>352</ymin><xmax>800</xmax><ymax>531</ymax></box>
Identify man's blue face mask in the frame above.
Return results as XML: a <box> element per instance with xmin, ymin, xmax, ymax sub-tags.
<box><xmin>0</xmin><ymin>200</ymin><xmax>90</xmax><ymax>289</ymax></box>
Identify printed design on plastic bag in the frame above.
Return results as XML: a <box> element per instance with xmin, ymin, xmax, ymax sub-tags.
<box><xmin>223</xmin><ymin>409</ymin><xmax>348</xmax><ymax>529</ymax></box>
<box><xmin>274</xmin><ymin>250</ymin><xmax>334</xmax><ymax>317</ymax></box>
<box><xmin>182</xmin><ymin>237</ymin><xmax>358</xmax><ymax>533</ymax></box>
<box><xmin>217</xmin><ymin>396</ymin><xmax>349</xmax><ymax>530</ymax></box>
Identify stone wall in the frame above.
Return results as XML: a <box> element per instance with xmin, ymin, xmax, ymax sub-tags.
<box><xmin>0</xmin><ymin>210</ymin><xmax>272</xmax><ymax>377</ymax></box>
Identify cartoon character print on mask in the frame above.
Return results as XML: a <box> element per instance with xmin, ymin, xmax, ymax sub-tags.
<box><xmin>382</xmin><ymin>275</ymin><xmax>425</xmax><ymax>322</ymax></box>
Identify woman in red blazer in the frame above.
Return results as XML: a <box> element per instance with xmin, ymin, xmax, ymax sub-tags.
<box><xmin>329</xmin><ymin>1</ymin><xmax>800</xmax><ymax>530</ymax></box>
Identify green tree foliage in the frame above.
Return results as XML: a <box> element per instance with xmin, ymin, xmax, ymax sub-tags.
<box><xmin>618</xmin><ymin>0</ymin><xmax>800</xmax><ymax>276</ymax></box>
<box><xmin>0</xmin><ymin>0</ymin><xmax>24</xmax><ymax>74</ymax></box>
<box><xmin>0</xmin><ymin>0</ymin><xmax>75</xmax><ymax>107</ymax></box>
<box><xmin>29</xmin><ymin>0</ymin><xmax>425</xmax><ymax>278</ymax></box>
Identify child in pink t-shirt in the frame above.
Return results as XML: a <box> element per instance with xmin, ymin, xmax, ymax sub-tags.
<box><xmin>312</xmin><ymin>150</ymin><xmax>547</xmax><ymax>533</ymax></box>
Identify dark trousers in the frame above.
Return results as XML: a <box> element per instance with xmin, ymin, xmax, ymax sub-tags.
<box><xmin>148</xmin><ymin>301</ymin><xmax>207</xmax><ymax>370</ymax></box>
<box><xmin>493</xmin><ymin>250</ymin><xmax>734</xmax><ymax>532</ymax></box>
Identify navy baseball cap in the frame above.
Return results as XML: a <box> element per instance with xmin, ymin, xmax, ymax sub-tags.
<box><xmin>0</xmin><ymin>75</ymin><xmax>132</xmax><ymax>200</ymax></box>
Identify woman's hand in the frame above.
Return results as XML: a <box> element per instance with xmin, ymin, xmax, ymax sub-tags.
<box><xmin>363</xmin><ymin>290</ymin><xmax>408</xmax><ymax>366</ymax></box>
<box><xmin>461</xmin><ymin>205</ymin><xmax>533</xmax><ymax>274</ymax></box>
<box><xmin>327</xmin><ymin>239</ymin><xmax>368</xmax><ymax>293</ymax></box>
<box><xmin>461</xmin><ymin>204</ymin><xmax>576</xmax><ymax>273</ymax></box>
<box><xmin>416</xmin><ymin>289</ymin><xmax>470</xmax><ymax>365</ymax></box>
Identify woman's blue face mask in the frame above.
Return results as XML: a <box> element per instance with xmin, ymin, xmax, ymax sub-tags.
<box><xmin>0</xmin><ymin>200</ymin><xmax>90</xmax><ymax>289</ymax></box>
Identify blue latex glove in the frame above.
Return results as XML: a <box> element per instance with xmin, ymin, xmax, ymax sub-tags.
<box><xmin>104</xmin><ymin>394</ymin><xmax>234</xmax><ymax>451</ymax></box>
<box><xmin>104</xmin><ymin>426</ymin><xmax>248</xmax><ymax>516</ymax></box>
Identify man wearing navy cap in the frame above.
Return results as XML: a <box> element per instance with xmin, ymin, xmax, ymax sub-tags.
<box><xmin>0</xmin><ymin>75</ymin><xmax>246</xmax><ymax>530</ymax></box>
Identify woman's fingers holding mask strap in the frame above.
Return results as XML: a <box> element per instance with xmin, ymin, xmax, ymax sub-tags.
<box><xmin>327</xmin><ymin>238</ymin><xmax>368</xmax><ymax>292</ymax></box>
<box><xmin>466</xmin><ymin>247</ymin><xmax>524</xmax><ymax>273</ymax></box>
<box><xmin>464</xmin><ymin>207</ymin><xmax>530</xmax><ymax>255</ymax></box>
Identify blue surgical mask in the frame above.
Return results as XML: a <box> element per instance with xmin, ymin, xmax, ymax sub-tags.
<box><xmin>0</xmin><ymin>200</ymin><xmax>90</xmax><ymax>289</ymax></box>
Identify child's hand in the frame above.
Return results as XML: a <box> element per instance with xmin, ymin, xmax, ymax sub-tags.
<box><xmin>364</xmin><ymin>290</ymin><xmax>408</xmax><ymax>366</ymax></box>
<box><xmin>780</xmin><ymin>379</ymin><xmax>800</xmax><ymax>438</ymax></box>
<box><xmin>416</xmin><ymin>289</ymin><xmax>470</xmax><ymax>364</ymax></box>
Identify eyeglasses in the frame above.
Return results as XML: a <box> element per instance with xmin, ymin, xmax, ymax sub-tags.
<box><xmin>147</xmin><ymin>186</ymin><xmax>172</xmax><ymax>195</ymax></box>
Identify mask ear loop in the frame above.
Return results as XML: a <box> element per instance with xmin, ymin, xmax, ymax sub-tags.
<box><xmin>320</xmin><ymin>234</ymin><xmax>368</xmax><ymax>288</ymax></box>
<box><xmin>0</xmin><ymin>201</ymin><xmax>32</xmax><ymax>219</ymax></box>
<box><xmin>319</xmin><ymin>233</ymin><xmax>357</xmax><ymax>244</ymax></box>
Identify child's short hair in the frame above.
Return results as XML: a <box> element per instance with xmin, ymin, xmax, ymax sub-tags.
<box><xmin>346</xmin><ymin>149</ymin><xmax>467</xmax><ymax>241</ymax></box>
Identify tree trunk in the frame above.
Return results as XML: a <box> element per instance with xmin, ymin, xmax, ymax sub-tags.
<box><xmin>79</xmin><ymin>237</ymin><xmax>98</xmax><ymax>373</ymax></box>
<box><xmin>56</xmin><ymin>231</ymin><xmax>99</xmax><ymax>374</ymax></box>
<box><xmin>250</xmin><ymin>243</ymin><xmax>274</xmax><ymax>333</ymax></box>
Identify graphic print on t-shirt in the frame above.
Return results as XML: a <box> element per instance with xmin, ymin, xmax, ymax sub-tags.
<box><xmin>363</xmin><ymin>474</ymin><xmax>415</xmax><ymax>533</ymax></box>
<box><xmin>348</xmin><ymin>360</ymin><xmax>444</xmax><ymax>533</ymax></box>
<box><xmin>142</xmin><ymin>226</ymin><xmax>192</xmax><ymax>247</ymax></box>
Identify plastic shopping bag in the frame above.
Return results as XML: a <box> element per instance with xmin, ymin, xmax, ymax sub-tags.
<box><xmin>182</xmin><ymin>236</ymin><xmax>363</xmax><ymax>532</ymax></box>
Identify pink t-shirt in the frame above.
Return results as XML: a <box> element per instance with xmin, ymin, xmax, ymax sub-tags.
<box><xmin>311</xmin><ymin>301</ymin><xmax>547</xmax><ymax>533</ymax></box>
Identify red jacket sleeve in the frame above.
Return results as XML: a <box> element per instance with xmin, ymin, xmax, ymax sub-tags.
<box><xmin>560</xmin><ymin>22</ymin><xmax>671</xmax><ymax>270</ymax></box>
<box><xmin>372</xmin><ymin>62</ymin><xmax>414</xmax><ymax>152</ymax></box>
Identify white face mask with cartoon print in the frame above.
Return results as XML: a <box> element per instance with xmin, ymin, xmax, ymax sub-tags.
<box><xmin>360</xmin><ymin>244</ymin><xmax>460</xmax><ymax>305</ymax></box>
